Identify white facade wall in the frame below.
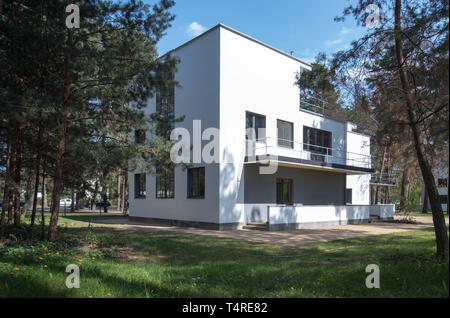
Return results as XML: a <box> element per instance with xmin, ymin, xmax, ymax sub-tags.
<box><xmin>268</xmin><ymin>205</ymin><xmax>371</xmax><ymax>229</ymax></box>
<box><xmin>345</xmin><ymin>131</ymin><xmax>371</xmax><ymax>205</ymax></box>
<box><xmin>129</xmin><ymin>27</ymin><xmax>221</xmax><ymax>224</ymax></box>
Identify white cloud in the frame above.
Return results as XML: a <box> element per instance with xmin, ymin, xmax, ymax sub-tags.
<box><xmin>324</xmin><ymin>38</ymin><xmax>343</xmax><ymax>47</ymax></box>
<box><xmin>186</xmin><ymin>22</ymin><xmax>207</xmax><ymax>37</ymax></box>
<box><xmin>340</xmin><ymin>27</ymin><xmax>352</xmax><ymax>35</ymax></box>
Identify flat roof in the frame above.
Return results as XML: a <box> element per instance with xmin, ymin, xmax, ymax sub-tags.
<box><xmin>160</xmin><ymin>23</ymin><xmax>311</xmax><ymax>69</ymax></box>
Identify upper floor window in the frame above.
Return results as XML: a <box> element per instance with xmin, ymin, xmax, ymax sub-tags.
<box><xmin>246</xmin><ymin>112</ymin><xmax>266</xmax><ymax>141</ymax></box>
<box><xmin>303</xmin><ymin>126</ymin><xmax>332</xmax><ymax>156</ymax></box>
<box><xmin>437</xmin><ymin>178</ymin><xmax>447</xmax><ymax>188</ymax></box>
<box><xmin>156</xmin><ymin>72</ymin><xmax>175</xmax><ymax>139</ymax></box>
<box><xmin>277</xmin><ymin>119</ymin><xmax>294</xmax><ymax>148</ymax></box>
<box><xmin>156</xmin><ymin>168</ymin><xmax>175</xmax><ymax>199</ymax></box>
<box><xmin>187</xmin><ymin>167</ymin><xmax>205</xmax><ymax>199</ymax></box>
<box><xmin>135</xmin><ymin>129</ymin><xmax>146</xmax><ymax>144</ymax></box>
<box><xmin>134</xmin><ymin>173</ymin><xmax>146</xmax><ymax>199</ymax></box>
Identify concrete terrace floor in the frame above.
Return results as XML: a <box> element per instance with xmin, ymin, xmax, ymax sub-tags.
<box><xmin>64</xmin><ymin>213</ymin><xmax>448</xmax><ymax>247</ymax></box>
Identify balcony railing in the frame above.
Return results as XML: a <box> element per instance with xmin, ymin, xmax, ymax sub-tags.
<box><xmin>370</xmin><ymin>173</ymin><xmax>396</xmax><ymax>185</ymax></box>
<box><xmin>300</xmin><ymin>95</ymin><xmax>326</xmax><ymax>115</ymax></box>
<box><xmin>245</xmin><ymin>137</ymin><xmax>371</xmax><ymax>169</ymax></box>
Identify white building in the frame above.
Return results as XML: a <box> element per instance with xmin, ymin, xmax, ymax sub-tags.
<box><xmin>129</xmin><ymin>24</ymin><xmax>395</xmax><ymax>230</ymax></box>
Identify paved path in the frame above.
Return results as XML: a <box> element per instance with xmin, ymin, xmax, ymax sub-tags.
<box><xmin>67</xmin><ymin>214</ymin><xmax>447</xmax><ymax>247</ymax></box>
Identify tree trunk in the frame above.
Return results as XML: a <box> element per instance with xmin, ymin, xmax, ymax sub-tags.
<box><xmin>117</xmin><ymin>169</ymin><xmax>121</xmax><ymax>212</ymax></box>
<box><xmin>399</xmin><ymin>168</ymin><xmax>410</xmax><ymax>211</ymax></box>
<box><xmin>0</xmin><ymin>143</ymin><xmax>11</xmax><ymax>239</ymax></box>
<box><xmin>30</xmin><ymin>145</ymin><xmax>41</xmax><ymax>234</ymax></box>
<box><xmin>21</xmin><ymin>169</ymin><xmax>34</xmax><ymax>220</ymax></box>
<box><xmin>375</xmin><ymin>145</ymin><xmax>388</xmax><ymax>204</ymax></box>
<box><xmin>122</xmin><ymin>169</ymin><xmax>128</xmax><ymax>215</ymax></box>
<box><xmin>48</xmin><ymin>29</ymin><xmax>73</xmax><ymax>241</ymax></box>
<box><xmin>394</xmin><ymin>0</ymin><xmax>448</xmax><ymax>259</ymax></box>
<box><xmin>422</xmin><ymin>186</ymin><xmax>429</xmax><ymax>213</ymax></box>
<box><xmin>70</xmin><ymin>189</ymin><xmax>75</xmax><ymax>213</ymax></box>
<box><xmin>7</xmin><ymin>143</ymin><xmax>15</xmax><ymax>224</ymax></box>
<box><xmin>41</xmin><ymin>167</ymin><xmax>46</xmax><ymax>239</ymax></box>
<box><xmin>13</xmin><ymin>121</ymin><xmax>23</xmax><ymax>227</ymax></box>
<box><xmin>91</xmin><ymin>179</ymin><xmax>98</xmax><ymax>210</ymax></box>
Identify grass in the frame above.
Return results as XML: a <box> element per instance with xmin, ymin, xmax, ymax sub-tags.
<box><xmin>0</xmin><ymin>213</ymin><xmax>448</xmax><ymax>298</ymax></box>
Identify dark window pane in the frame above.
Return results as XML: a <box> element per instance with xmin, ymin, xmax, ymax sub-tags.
<box><xmin>277</xmin><ymin>120</ymin><xmax>293</xmax><ymax>148</ymax></box>
<box><xmin>276</xmin><ymin>178</ymin><xmax>293</xmax><ymax>205</ymax></box>
<box><xmin>156</xmin><ymin>168</ymin><xmax>174</xmax><ymax>199</ymax></box>
<box><xmin>188</xmin><ymin>167</ymin><xmax>205</xmax><ymax>199</ymax></box>
<box><xmin>134</xmin><ymin>174</ymin><xmax>146</xmax><ymax>199</ymax></box>
<box><xmin>246</xmin><ymin>112</ymin><xmax>266</xmax><ymax>141</ymax></box>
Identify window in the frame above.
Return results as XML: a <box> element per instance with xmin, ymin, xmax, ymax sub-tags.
<box><xmin>156</xmin><ymin>72</ymin><xmax>175</xmax><ymax>140</ymax></box>
<box><xmin>135</xmin><ymin>129</ymin><xmax>146</xmax><ymax>144</ymax></box>
<box><xmin>437</xmin><ymin>178</ymin><xmax>448</xmax><ymax>188</ymax></box>
<box><xmin>345</xmin><ymin>189</ymin><xmax>353</xmax><ymax>204</ymax></box>
<box><xmin>276</xmin><ymin>178</ymin><xmax>293</xmax><ymax>205</ymax></box>
<box><xmin>134</xmin><ymin>174</ymin><xmax>146</xmax><ymax>199</ymax></box>
<box><xmin>246</xmin><ymin>112</ymin><xmax>266</xmax><ymax>141</ymax></box>
<box><xmin>156</xmin><ymin>168</ymin><xmax>175</xmax><ymax>199</ymax></box>
<box><xmin>187</xmin><ymin>167</ymin><xmax>205</xmax><ymax>199</ymax></box>
<box><xmin>277</xmin><ymin>120</ymin><xmax>294</xmax><ymax>148</ymax></box>
<box><xmin>303</xmin><ymin>126</ymin><xmax>332</xmax><ymax>156</ymax></box>
<box><xmin>440</xmin><ymin>195</ymin><xmax>448</xmax><ymax>205</ymax></box>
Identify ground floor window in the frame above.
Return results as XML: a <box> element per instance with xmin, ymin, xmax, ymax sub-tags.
<box><xmin>156</xmin><ymin>169</ymin><xmax>175</xmax><ymax>199</ymax></box>
<box><xmin>345</xmin><ymin>188</ymin><xmax>353</xmax><ymax>204</ymax></box>
<box><xmin>134</xmin><ymin>173</ymin><xmax>146</xmax><ymax>199</ymax></box>
<box><xmin>439</xmin><ymin>195</ymin><xmax>448</xmax><ymax>204</ymax></box>
<box><xmin>276</xmin><ymin>178</ymin><xmax>293</xmax><ymax>205</ymax></box>
<box><xmin>187</xmin><ymin>167</ymin><xmax>205</xmax><ymax>199</ymax></box>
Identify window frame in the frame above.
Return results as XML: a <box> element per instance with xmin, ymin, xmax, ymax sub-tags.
<box><xmin>135</xmin><ymin>129</ymin><xmax>146</xmax><ymax>144</ymax></box>
<box><xmin>134</xmin><ymin>173</ymin><xmax>146</xmax><ymax>199</ymax></box>
<box><xmin>303</xmin><ymin>126</ymin><xmax>332</xmax><ymax>156</ymax></box>
<box><xmin>276</xmin><ymin>178</ymin><xmax>293</xmax><ymax>205</ymax></box>
<box><xmin>246</xmin><ymin>111</ymin><xmax>266</xmax><ymax>142</ymax></box>
<box><xmin>277</xmin><ymin>119</ymin><xmax>294</xmax><ymax>149</ymax></box>
<box><xmin>155</xmin><ymin>168</ymin><xmax>175</xmax><ymax>199</ymax></box>
<box><xmin>187</xmin><ymin>167</ymin><xmax>205</xmax><ymax>199</ymax></box>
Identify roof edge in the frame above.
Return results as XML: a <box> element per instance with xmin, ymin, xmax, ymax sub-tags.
<box><xmin>159</xmin><ymin>23</ymin><xmax>312</xmax><ymax>69</ymax></box>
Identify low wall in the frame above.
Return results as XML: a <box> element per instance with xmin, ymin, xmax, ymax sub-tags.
<box><xmin>267</xmin><ymin>205</ymin><xmax>371</xmax><ymax>231</ymax></box>
<box><xmin>369</xmin><ymin>204</ymin><xmax>395</xmax><ymax>219</ymax></box>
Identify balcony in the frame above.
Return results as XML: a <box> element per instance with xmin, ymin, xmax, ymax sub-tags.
<box><xmin>370</xmin><ymin>173</ymin><xmax>396</xmax><ymax>186</ymax></box>
<box><xmin>244</xmin><ymin>137</ymin><xmax>373</xmax><ymax>174</ymax></box>
<box><xmin>299</xmin><ymin>95</ymin><xmax>326</xmax><ymax>114</ymax></box>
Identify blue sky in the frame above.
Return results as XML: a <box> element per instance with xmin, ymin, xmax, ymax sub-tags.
<box><xmin>153</xmin><ymin>0</ymin><xmax>366</xmax><ymax>64</ymax></box>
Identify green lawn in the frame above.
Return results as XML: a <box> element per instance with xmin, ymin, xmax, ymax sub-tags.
<box><xmin>0</xmin><ymin>213</ymin><xmax>448</xmax><ymax>298</ymax></box>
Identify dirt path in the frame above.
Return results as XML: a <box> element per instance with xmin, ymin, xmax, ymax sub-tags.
<box><xmin>66</xmin><ymin>214</ymin><xmax>446</xmax><ymax>247</ymax></box>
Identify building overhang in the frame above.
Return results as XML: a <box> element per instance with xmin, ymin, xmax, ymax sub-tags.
<box><xmin>244</xmin><ymin>155</ymin><xmax>374</xmax><ymax>175</ymax></box>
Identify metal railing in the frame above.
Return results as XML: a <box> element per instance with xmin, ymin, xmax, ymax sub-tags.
<box><xmin>370</xmin><ymin>172</ymin><xmax>396</xmax><ymax>185</ymax></box>
<box><xmin>300</xmin><ymin>95</ymin><xmax>327</xmax><ymax>115</ymax></box>
<box><xmin>245</xmin><ymin>137</ymin><xmax>372</xmax><ymax>169</ymax></box>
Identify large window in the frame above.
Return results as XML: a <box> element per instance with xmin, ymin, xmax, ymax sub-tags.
<box><xmin>277</xmin><ymin>119</ymin><xmax>294</xmax><ymax>148</ymax></box>
<box><xmin>276</xmin><ymin>178</ymin><xmax>293</xmax><ymax>205</ymax></box>
<box><xmin>134</xmin><ymin>174</ymin><xmax>146</xmax><ymax>199</ymax></box>
<box><xmin>156</xmin><ymin>73</ymin><xmax>175</xmax><ymax>139</ymax></box>
<box><xmin>246</xmin><ymin>112</ymin><xmax>266</xmax><ymax>141</ymax></box>
<box><xmin>440</xmin><ymin>195</ymin><xmax>448</xmax><ymax>204</ymax></box>
<box><xmin>156</xmin><ymin>168</ymin><xmax>175</xmax><ymax>199</ymax></box>
<box><xmin>135</xmin><ymin>129</ymin><xmax>146</xmax><ymax>144</ymax></box>
<box><xmin>303</xmin><ymin>126</ymin><xmax>332</xmax><ymax>156</ymax></box>
<box><xmin>187</xmin><ymin>167</ymin><xmax>205</xmax><ymax>199</ymax></box>
<box><xmin>437</xmin><ymin>178</ymin><xmax>448</xmax><ymax>188</ymax></box>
